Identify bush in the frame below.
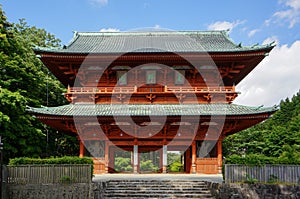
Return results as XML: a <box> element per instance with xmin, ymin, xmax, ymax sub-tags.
<box><xmin>244</xmin><ymin>174</ymin><xmax>259</xmax><ymax>184</ymax></box>
<box><xmin>9</xmin><ymin>156</ymin><xmax>93</xmax><ymax>165</ymax></box>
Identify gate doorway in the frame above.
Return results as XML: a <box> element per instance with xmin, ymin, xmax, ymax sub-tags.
<box><xmin>167</xmin><ymin>151</ymin><xmax>184</xmax><ymax>173</ymax></box>
<box><xmin>113</xmin><ymin>149</ymin><xmax>133</xmax><ymax>173</ymax></box>
<box><xmin>110</xmin><ymin>145</ymin><xmax>192</xmax><ymax>174</ymax></box>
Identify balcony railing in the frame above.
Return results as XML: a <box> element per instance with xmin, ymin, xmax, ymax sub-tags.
<box><xmin>67</xmin><ymin>86</ymin><xmax>236</xmax><ymax>94</ymax></box>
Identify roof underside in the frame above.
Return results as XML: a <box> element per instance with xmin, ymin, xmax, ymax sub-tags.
<box><xmin>28</xmin><ymin>104</ymin><xmax>276</xmax><ymax>117</ymax></box>
<box><xmin>35</xmin><ymin>31</ymin><xmax>274</xmax><ymax>54</ymax></box>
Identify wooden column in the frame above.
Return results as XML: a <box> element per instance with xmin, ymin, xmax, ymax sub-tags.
<box><xmin>133</xmin><ymin>145</ymin><xmax>138</xmax><ymax>174</ymax></box>
<box><xmin>79</xmin><ymin>140</ymin><xmax>84</xmax><ymax>158</ymax></box>
<box><xmin>104</xmin><ymin>140</ymin><xmax>109</xmax><ymax>173</ymax></box>
<box><xmin>137</xmin><ymin>148</ymin><xmax>141</xmax><ymax>173</ymax></box>
<box><xmin>217</xmin><ymin>138</ymin><xmax>223</xmax><ymax>174</ymax></box>
<box><xmin>109</xmin><ymin>147</ymin><xmax>115</xmax><ymax>173</ymax></box>
<box><xmin>185</xmin><ymin>149</ymin><xmax>191</xmax><ymax>173</ymax></box>
<box><xmin>191</xmin><ymin>141</ymin><xmax>196</xmax><ymax>174</ymax></box>
<box><xmin>131</xmin><ymin>151</ymin><xmax>134</xmax><ymax>166</ymax></box>
<box><xmin>162</xmin><ymin>145</ymin><xmax>167</xmax><ymax>173</ymax></box>
<box><xmin>159</xmin><ymin>148</ymin><xmax>163</xmax><ymax>173</ymax></box>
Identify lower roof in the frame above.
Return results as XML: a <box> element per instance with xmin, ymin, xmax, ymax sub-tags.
<box><xmin>27</xmin><ymin>103</ymin><xmax>276</xmax><ymax>117</ymax></box>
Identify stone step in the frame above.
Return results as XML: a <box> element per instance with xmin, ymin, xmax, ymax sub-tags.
<box><xmin>107</xmin><ymin>180</ymin><xmax>207</xmax><ymax>183</ymax></box>
<box><xmin>106</xmin><ymin>182</ymin><xmax>207</xmax><ymax>186</ymax></box>
<box><xmin>106</xmin><ymin>187</ymin><xmax>209</xmax><ymax>192</ymax></box>
<box><xmin>105</xmin><ymin>185</ymin><xmax>207</xmax><ymax>189</ymax></box>
<box><xmin>106</xmin><ymin>189</ymin><xmax>210</xmax><ymax>194</ymax></box>
<box><xmin>105</xmin><ymin>197</ymin><xmax>214</xmax><ymax>199</ymax></box>
<box><xmin>104</xmin><ymin>193</ymin><xmax>214</xmax><ymax>198</ymax></box>
<box><xmin>106</xmin><ymin>183</ymin><xmax>207</xmax><ymax>186</ymax></box>
<box><xmin>103</xmin><ymin>180</ymin><xmax>214</xmax><ymax>199</ymax></box>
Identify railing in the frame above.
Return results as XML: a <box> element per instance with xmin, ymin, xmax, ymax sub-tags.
<box><xmin>69</xmin><ymin>86</ymin><xmax>137</xmax><ymax>93</ymax></box>
<box><xmin>67</xmin><ymin>86</ymin><xmax>235</xmax><ymax>94</ymax></box>
<box><xmin>165</xmin><ymin>86</ymin><xmax>235</xmax><ymax>93</ymax></box>
<box><xmin>7</xmin><ymin>164</ymin><xmax>92</xmax><ymax>184</ymax></box>
<box><xmin>225</xmin><ymin>164</ymin><xmax>300</xmax><ymax>184</ymax></box>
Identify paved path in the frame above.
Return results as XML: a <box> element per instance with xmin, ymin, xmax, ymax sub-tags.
<box><xmin>93</xmin><ymin>173</ymin><xmax>223</xmax><ymax>183</ymax></box>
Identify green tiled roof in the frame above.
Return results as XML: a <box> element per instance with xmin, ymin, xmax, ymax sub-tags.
<box><xmin>34</xmin><ymin>31</ymin><xmax>274</xmax><ymax>54</ymax></box>
<box><xmin>27</xmin><ymin>104</ymin><xmax>276</xmax><ymax>117</ymax></box>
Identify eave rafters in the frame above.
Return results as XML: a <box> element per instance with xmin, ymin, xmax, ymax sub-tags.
<box><xmin>219</xmin><ymin>63</ymin><xmax>245</xmax><ymax>79</ymax></box>
<box><xmin>39</xmin><ymin>51</ymin><xmax>266</xmax><ymax>88</ymax></box>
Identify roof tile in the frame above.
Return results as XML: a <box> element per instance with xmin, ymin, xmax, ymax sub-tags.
<box><xmin>28</xmin><ymin>104</ymin><xmax>276</xmax><ymax>117</ymax></box>
<box><xmin>34</xmin><ymin>31</ymin><xmax>274</xmax><ymax>54</ymax></box>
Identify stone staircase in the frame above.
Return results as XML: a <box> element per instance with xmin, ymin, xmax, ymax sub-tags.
<box><xmin>103</xmin><ymin>180</ymin><xmax>215</xmax><ymax>199</ymax></box>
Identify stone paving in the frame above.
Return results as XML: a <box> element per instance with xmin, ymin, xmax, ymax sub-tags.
<box><xmin>93</xmin><ymin>173</ymin><xmax>223</xmax><ymax>183</ymax></box>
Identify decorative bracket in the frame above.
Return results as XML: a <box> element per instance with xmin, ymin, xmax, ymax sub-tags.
<box><xmin>115</xmin><ymin>94</ymin><xmax>126</xmax><ymax>102</ymax></box>
<box><xmin>176</xmin><ymin>93</ymin><xmax>186</xmax><ymax>103</ymax></box>
<box><xmin>203</xmin><ymin>94</ymin><xmax>211</xmax><ymax>102</ymax></box>
<box><xmin>146</xmin><ymin>94</ymin><xmax>156</xmax><ymax>103</ymax></box>
<box><xmin>65</xmin><ymin>94</ymin><xmax>77</xmax><ymax>103</ymax></box>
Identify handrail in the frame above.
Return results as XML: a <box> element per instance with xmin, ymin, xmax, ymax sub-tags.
<box><xmin>67</xmin><ymin>86</ymin><xmax>236</xmax><ymax>94</ymax></box>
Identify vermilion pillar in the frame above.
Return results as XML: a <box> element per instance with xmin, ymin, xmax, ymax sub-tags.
<box><xmin>159</xmin><ymin>148</ymin><xmax>163</xmax><ymax>173</ymax></box>
<box><xmin>191</xmin><ymin>141</ymin><xmax>196</xmax><ymax>174</ymax></box>
<box><xmin>108</xmin><ymin>147</ymin><xmax>115</xmax><ymax>173</ymax></box>
<box><xmin>104</xmin><ymin>140</ymin><xmax>109</xmax><ymax>173</ymax></box>
<box><xmin>79</xmin><ymin>140</ymin><xmax>84</xmax><ymax>158</ymax></box>
<box><xmin>217</xmin><ymin>138</ymin><xmax>223</xmax><ymax>174</ymax></box>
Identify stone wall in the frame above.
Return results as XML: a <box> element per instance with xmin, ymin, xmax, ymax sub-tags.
<box><xmin>207</xmin><ymin>182</ymin><xmax>300</xmax><ymax>199</ymax></box>
<box><xmin>7</xmin><ymin>182</ymin><xmax>106</xmax><ymax>199</ymax></box>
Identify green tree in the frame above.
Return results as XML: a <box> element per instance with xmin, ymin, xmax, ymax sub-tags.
<box><xmin>140</xmin><ymin>160</ymin><xmax>159</xmax><ymax>172</ymax></box>
<box><xmin>224</xmin><ymin>90</ymin><xmax>300</xmax><ymax>164</ymax></box>
<box><xmin>0</xmin><ymin>6</ymin><xmax>78</xmax><ymax>162</ymax></box>
<box><xmin>114</xmin><ymin>157</ymin><xmax>133</xmax><ymax>172</ymax></box>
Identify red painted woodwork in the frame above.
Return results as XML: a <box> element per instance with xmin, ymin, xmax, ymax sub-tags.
<box><xmin>196</xmin><ymin>158</ymin><xmax>218</xmax><ymax>174</ymax></box>
<box><xmin>32</xmin><ymin>35</ymin><xmax>275</xmax><ymax>175</ymax></box>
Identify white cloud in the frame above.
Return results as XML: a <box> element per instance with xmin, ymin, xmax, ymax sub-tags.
<box><xmin>285</xmin><ymin>0</ymin><xmax>300</xmax><ymax>10</ymax></box>
<box><xmin>99</xmin><ymin>28</ymin><xmax>120</xmax><ymax>32</ymax></box>
<box><xmin>234</xmin><ymin>40</ymin><xmax>300</xmax><ymax>106</ymax></box>
<box><xmin>267</xmin><ymin>0</ymin><xmax>300</xmax><ymax>28</ymax></box>
<box><xmin>89</xmin><ymin>0</ymin><xmax>108</xmax><ymax>7</ymax></box>
<box><xmin>248</xmin><ymin>29</ymin><xmax>260</xmax><ymax>37</ymax></box>
<box><xmin>207</xmin><ymin>20</ymin><xmax>245</xmax><ymax>32</ymax></box>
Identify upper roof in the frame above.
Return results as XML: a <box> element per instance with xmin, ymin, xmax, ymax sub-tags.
<box><xmin>34</xmin><ymin>31</ymin><xmax>274</xmax><ymax>54</ymax></box>
<box><xmin>28</xmin><ymin>103</ymin><xmax>276</xmax><ymax>117</ymax></box>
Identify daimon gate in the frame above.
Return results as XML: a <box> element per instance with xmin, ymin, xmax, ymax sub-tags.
<box><xmin>28</xmin><ymin>31</ymin><xmax>276</xmax><ymax>174</ymax></box>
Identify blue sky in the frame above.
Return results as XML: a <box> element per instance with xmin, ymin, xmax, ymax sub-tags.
<box><xmin>2</xmin><ymin>0</ymin><xmax>299</xmax><ymax>45</ymax></box>
<box><xmin>1</xmin><ymin>0</ymin><xmax>300</xmax><ymax>106</ymax></box>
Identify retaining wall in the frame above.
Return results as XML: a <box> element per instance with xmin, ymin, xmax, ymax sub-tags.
<box><xmin>207</xmin><ymin>182</ymin><xmax>300</xmax><ymax>199</ymax></box>
<box><xmin>7</xmin><ymin>182</ymin><xmax>106</xmax><ymax>199</ymax></box>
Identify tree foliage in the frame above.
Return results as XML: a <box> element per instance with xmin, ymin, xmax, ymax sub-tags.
<box><xmin>0</xmin><ymin>6</ymin><xmax>78</xmax><ymax>163</ymax></box>
<box><xmin>223</xmin><ymin>91</ymin><xmax>300</xmax><ymax>164</ymax></box>
<box><xmin>114</xmin><ymin>157</ymin><xmax>133</xmax><ymax>172</ymax></box>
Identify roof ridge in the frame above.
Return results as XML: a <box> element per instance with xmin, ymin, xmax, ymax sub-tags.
<box><xmin>75</xmin><ymin>30</ymin><xmax>227</xmax><ymax>35</ymax></box>
<box><xmin>66</xmin><ymin>31</ymin><xmax>80</xmax><ymax>48</ymax></box>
